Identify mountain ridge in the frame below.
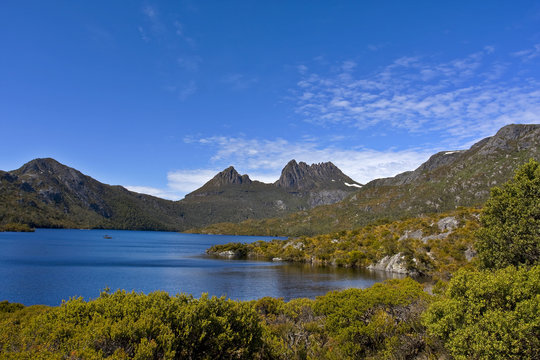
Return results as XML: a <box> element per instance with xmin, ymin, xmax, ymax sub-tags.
<box><xmin>192</xmin><ymin>124</ymin><xmax>540</xmax><ymax>236</ymax></box>
<box><xmin>1</xmin><ymin>124</ymin><xmax>538</xmax><ymax>234</ymax></box>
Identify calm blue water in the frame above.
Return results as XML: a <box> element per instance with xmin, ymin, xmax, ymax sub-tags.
<box><xmin>0</xmin><ymin>229</ymin><xmax>402</xmax><ymax>306</ymax></box>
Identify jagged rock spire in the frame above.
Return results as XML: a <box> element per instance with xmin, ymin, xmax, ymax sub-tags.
<box><xmin>275</xmin><ymin>159</ymin><xmax>358</xmax><ymax>190</ymax></box>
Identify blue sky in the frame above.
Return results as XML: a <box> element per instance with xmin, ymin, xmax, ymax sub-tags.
<box><xmin>1</xmin><ymin>1</ymin><xmax>539</xmax><ymax>199</ymax></box>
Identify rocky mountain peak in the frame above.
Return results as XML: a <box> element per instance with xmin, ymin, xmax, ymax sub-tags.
<box><xmin>13</xmin><ymin>158</ymin><xmax>87</xmax><ymax>186</ymax></box>
<box><xmin>211</xmin><ymin>166</ymin><xmax>252</xmax><ymax>186</ymax></box>
<box><xmin>275</xmin><ymin>160</ymin><xmax>358</xmax><ymax>190</ymax></box>
<box><xmin>186</xmin><ymin>166</ymin><xmax>252</xmax><ymax>197</ymax></box>
<box><xmin>475</xmin><ymin>124</ymin><xmax>540</xmax><ymax>155</ymax></box>
<box><xmin>15</xmin><ymin>158</ymin><xmax>65</xmax><ymax>175</ymax></box>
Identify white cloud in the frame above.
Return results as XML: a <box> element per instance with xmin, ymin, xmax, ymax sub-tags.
<box><xmin>512</xmin><ymin>44</ymin><xmax>540</xmax><ymax>62</ymax></box>
<box><xmin>167</xmin><ymin>169</ymin><xmax>219</xmax><ymax>193</ymax></box>
<box><xmin>124</xmin><ymin>186</ymin><xmax>183</xmax><ymax>201</ymax></box>
<box><xmin>179</xmin><ymin>81</ymin><xmax>197</xmax><ymax>100</ymax></box>
<box><xmin>124</xmin><ymin>169</ymin><xmax>219</xmax><ymax>200</ymax></box>
<box><xmin>294</xmin><ymin>48</ymin><xmax>540</xmax><ymax>143</ymax></box>
<box><xmin>188</xmin><ymin>136</ymin><xmax>433</xmax><ymax>184</ymax></box>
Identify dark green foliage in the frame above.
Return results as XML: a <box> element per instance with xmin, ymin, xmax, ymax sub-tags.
<box><xmin>3</xmin><ymin>272</ymin><xmax>537</xmax><ymax>359</ymax></box>
<box><xmin>475</xmin><ymin>159</ymin><xmax>540</xmax><ymax>269</ymax></box>
<box><xmin>423</xmin><ymin>265</ymin><xmax>540</xmax><ymax>360</ymax></box>
<box><xmin>0</xmin><ymin>301</ymin><xmax>24</xmax><ymax>313</ymax></box>
<box><xmin>0</xmin><ymin>223</ymin><xmax>34</xmax><ymax>232</ymax></box>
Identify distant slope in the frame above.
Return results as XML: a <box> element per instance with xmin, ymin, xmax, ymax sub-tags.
<box><xmin>0</xmin><ymin>158</ymin><xmax>187</xmax><ymax>230</ymax></box>
<box><xmin>192</xmin><ymin>124</ymin><xmax>540</xmax><ymax>236</ymax></box>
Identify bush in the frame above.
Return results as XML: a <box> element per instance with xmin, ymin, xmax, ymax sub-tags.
<box><xmin>423</xmin><ymin>265</ymin><xmax>540</xmax><ymax>360</ymax></box>
<box><xmin>313</xmin><ymin>278</ymin><xmax>430</xmax><ymax>359</ymax></box>
<box><xmin>1</xmin><ymin>290</ymin><xmax>267</xmax><ymax>359</ymax></box>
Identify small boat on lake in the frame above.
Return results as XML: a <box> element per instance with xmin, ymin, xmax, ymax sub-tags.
<box><xmin>103</xmin><ymin>235</ymin><xmax>112</xmax><ymax>239</ymax></box>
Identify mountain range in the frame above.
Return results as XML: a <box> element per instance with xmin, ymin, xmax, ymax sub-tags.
<box><xmin>0</xmin><ymin>156</ymin><xmax>360</xmax><ymax>231</ymax></box>
<box><xmin>1</xmin><ymin>124</ymin><xmax>538</xmax><ymax>234</ymax></box>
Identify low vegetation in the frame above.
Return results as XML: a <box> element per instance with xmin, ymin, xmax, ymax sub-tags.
<box><xmin>0</xmin><ymin>223</ymin><xmax>34</xmax><ymax>232</ymax></box>
<box><xmin>0</xmin><ymin>279</ymin><xmax>435</xmax><ymax>359</ymax></box>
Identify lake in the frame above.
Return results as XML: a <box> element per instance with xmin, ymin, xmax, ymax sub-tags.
<box><xmin>0</xmin><ymin>229</ymin><xmax>403</xmax><ymax>306</ymax></box>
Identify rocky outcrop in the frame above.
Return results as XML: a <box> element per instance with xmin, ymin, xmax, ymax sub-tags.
<box><xmin>464</xmin><ymin>246</ymin><xmax>477</xmax><ymax>261</ymax></box>
<box><xmin>475</xmin><ymin>124</ymin><xmax>540</xmax><ymax>155</ymax></box>
<box><xmin>367</xmin><ymin>253</ymin><xmax>417</xmax><ymax>275</ymax></box>
<box><xmin>398</xmin><ymin>229</ymin><xmax>424</xmax><ymax>241</ymax></box>
<box><xmin>437</xmin><ymin>216</ymin><xmax>458</xmax><ymax>232</ymax></box>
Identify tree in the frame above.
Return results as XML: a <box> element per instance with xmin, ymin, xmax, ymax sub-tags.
<box><xmin>475</xmin><ymin>159</ymin><xmax>540</xmax><ymax>269</ymax></box>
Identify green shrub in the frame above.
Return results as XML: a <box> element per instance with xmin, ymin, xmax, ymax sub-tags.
<box><xmin>1</xmin><ymin>290</ymin><xmax>266</xmax><ymax>359</ymax></box>
<box><xmin>314</xmin><ymin>278</ymin><xmax>430</xmax><ymax>359</ymax></box>
<box><xmin>423</xmin><ymin>265</ymin><xmax>540</xmax><ymax>360</ymax></box>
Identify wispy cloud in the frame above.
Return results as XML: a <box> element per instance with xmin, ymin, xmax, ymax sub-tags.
<box><xmin>177</xmin><ymin>55</ymin><xmax>201</xmax><ymax>72</ymax></box>
<box><xmin>142</xmin><ymin>5</ymin><xmax>158</xmax><ymax>21</ymax></box>
<box><xmin>138</xmin><ymin>5</ymin><xmax>199</xmax><ymax>99</ymax></box>
<box><xmin>137</xmin><ymin>26</ymin><xmax>150</xmax><ymax>42</ymax></box>
<box><xmin>174</xmin><ymin>21</ymin><xmax>195</xmax><ymax>45</ymax></box>
<box><xmin>139</xmin><ymin>6</ymin><xmax>194</xmax><ymax>46</ymax></box>
<box><xmin>141</xmin><ymin>5</ymin><xmax>165</xmax><ymax>35</ymax></box>
<box><xmin>294</xmin><ymin>48</ymin><xmax>540</xmax><ymax>144</ymax></box>
<box><xmin>179</xmin><ymin>81</ymin><xmax>197</xmax><ymax>101</ymax></box>
<box><xmin>512</xmin><ymin>44</ymin><xmax>540</xmax><ymax>62</ymax></box>
<box><xmin>221</xmin><ymin>73</ymin><xmax>259</xmax><ymax>90</ymax></box>
<box><xmin>187</xmin><ymin>136</ymin><xmax>433</xmax><ymax>185</ymax></box>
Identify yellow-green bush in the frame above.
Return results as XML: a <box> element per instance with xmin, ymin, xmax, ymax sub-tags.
<box><xmin>423</xmin><ymin>265</ymin><xmax>540</xmax><ymax>360</ymax></box>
